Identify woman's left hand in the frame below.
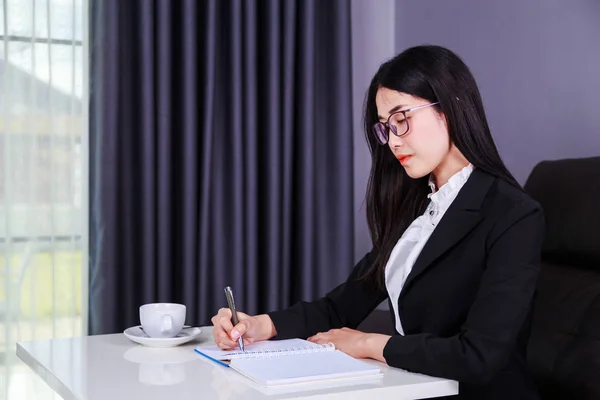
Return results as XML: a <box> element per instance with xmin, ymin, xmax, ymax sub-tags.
<box><xmin>307</xmin><ymin>327</ymin><xmax>390</xmax><ymax>361</ymax></box>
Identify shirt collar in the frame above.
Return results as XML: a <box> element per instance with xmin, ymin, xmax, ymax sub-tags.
<box><xmin>428</xmin><ymin>163</ymin><xmax>475</xmax><ymax>200</ymax></box>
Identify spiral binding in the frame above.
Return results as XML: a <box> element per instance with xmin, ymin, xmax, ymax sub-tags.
<box><xmin>228</xmin><ymin>342</ymin><xmax>335</xmax><ymax>359</ymax></box>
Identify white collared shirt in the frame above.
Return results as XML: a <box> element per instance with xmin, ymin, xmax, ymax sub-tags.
<box><xmin>384</xmin><ymin>163</ymin><xmax>474</xmax><ymax>335</ymax></box>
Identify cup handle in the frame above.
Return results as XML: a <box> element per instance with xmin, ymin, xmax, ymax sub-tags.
<box><xmin>161</xmin><ymin>314</ymin><xmax>173</xmax><ymax>332</ymax></box>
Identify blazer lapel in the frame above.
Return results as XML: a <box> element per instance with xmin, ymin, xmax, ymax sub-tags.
<box><xmin>400</xmin><ymin>168</ymin><xmax>496</xmax><ymax>297</ymax></box>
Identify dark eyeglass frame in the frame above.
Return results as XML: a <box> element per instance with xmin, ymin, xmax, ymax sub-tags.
<box><xmin>372</xmin><ymin>101</ymin><xmax>440</xmax><ymax>145</ymax></box>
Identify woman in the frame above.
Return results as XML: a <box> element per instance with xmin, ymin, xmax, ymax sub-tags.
<box><xmin>211</xmin><ymin>45</ymin><xmax>544</xmax><ymax>399</ymax></box>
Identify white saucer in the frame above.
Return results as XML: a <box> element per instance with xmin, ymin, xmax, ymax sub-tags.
<box><xmin>123</xmin><ymin>326</ymin><xmax>202</xmax><ymax>348</ymax></box>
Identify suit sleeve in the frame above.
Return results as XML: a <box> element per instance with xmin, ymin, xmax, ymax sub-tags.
<box><xmin>382</xmin><ymin>201</ymin><xmax>545</xmax><ymax>384</ymax></box>
<box><xmin>267</xmin><ymin>252</ymin><xmax>388</xmax><ymax>340</ymax></box>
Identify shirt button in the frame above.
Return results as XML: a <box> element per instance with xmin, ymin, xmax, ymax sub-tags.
<box><xmin>429</xmin><ymin>210</ymin><xmax>435</xmax><ymax>216</ymax></box>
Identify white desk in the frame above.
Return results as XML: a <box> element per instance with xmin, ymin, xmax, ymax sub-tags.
<box><xmin>16</xmin><ymin>326</ymin><xmax>458</xmax><ymax>400</ymax></box>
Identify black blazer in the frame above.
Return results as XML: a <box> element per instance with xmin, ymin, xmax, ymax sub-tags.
<box><xmin>268</xmin><ymin>168</ymin><xmax>545</xmax><ymax>399</ymax></box>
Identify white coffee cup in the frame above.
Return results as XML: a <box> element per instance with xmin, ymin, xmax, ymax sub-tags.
<box><xmin>139</xmin><ymin>303</ymin><xmax>186</xmax><ymax>338</ymax></box>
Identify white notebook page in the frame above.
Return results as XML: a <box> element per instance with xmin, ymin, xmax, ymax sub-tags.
<box><xmin>195</xmin><ymin>338</ymin><xmax>332</xmax><ymax>360</ymax></box>
<box><xmin>230</xmin><ymin>350</ymin><xmax>382</xmax><ymax>386</ymax></box>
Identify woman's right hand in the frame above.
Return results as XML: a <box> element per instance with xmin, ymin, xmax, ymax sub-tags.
<box><xmin>211</xmin><ymin>308</ymin><xmax>277</xmax><ymax>350</ymax></box>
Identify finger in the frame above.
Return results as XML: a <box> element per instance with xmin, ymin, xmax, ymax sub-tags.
<box><xmin>308</xmin><ymin>332</ymin><xmax>327</xmax><ymax>342</ymax></box>
<box><xmin>217</xmin><ymin>308</ymin><xmax>232</xmax><ymax>323</ymax></box>
<box><xmin>212</xmin><ymin>321</ymin><xmax>225</xmax><ymax>342</ymax></box>
<box><xmin>217</xmin><ymin>332</ymin><xmax>237</xmax><ymax>348</ymax></box>
<box><xmin>217</xmin><ymin>340</ymin><xmax>236</xmax><ymax>350</ymax></box>
<box><xmin>219</xmin><ymin>316</ymin><xmax>235</xmax><ymax>334</ymax></box>
<box><xmin>213</xmin><ymin>309</ymin><xmax>233</xmax><ymax>340</ymax></box>
<box><xmin>213</xmin><ymin>309</ymin><xmax>231</xmax><ymax>328</ymax></box>
<box><xmin>211</xmin><ymin>317</ymin><xmax>223</xmax><ymax>330</ymax></box>
<box><xmin>236</xmin><ymin>311</ymin><xmax>250</xmax><ymax>320</ymax></box>
<box><xmin>219</xmin><ymin>334</ymin><xmax>253</xmax><ymax>349</ymax></box>
<box><xmin>219</xmin><ymin>333</ymin><xmax>243</xmax><ymax>347</ymax></box>
<box><xmin>216</xmin><ymin>335</ymin><xmax>231</xmax><ymax>349</ymax></box>
<box><xmin>220</xmin><ymin>340</ymin><xmax>237</xmax><ymax>349</ymax></box>
<box><xmin>230</xmin><ymin>320</ymin><xmax>249</xmax><ymax>340</ymax></box>
<box><xmin>310</xmin><ymin>337</ymin><xmax>329</xmax><ymax>345</ymax></box>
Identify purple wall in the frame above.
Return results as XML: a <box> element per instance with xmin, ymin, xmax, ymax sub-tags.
<box><xmin>395</xmin><ymin>0</ymin><xmax>600</xmax><ymax>184</ymax></box>
<box><xmin>351</xmin><ymin>0</ymin><xmax>396</xmax><ymax>261</ymax></box>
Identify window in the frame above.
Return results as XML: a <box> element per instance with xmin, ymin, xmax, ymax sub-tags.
<box><xmin>0</xmin><ymin>0</ymin><xmax>87</xmax><ymax>398</ymax></box>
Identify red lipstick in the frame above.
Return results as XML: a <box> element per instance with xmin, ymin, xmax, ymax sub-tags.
<box><xmin>397</xmin><ymin>155</ymin><xmax>412</xmax><ymax>165</ymax></box>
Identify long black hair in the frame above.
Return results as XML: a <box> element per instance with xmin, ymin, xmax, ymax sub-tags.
<box><xmin>362</xmin><ymin>45</ymin><xmax>520</xmax><ymax>288</ymax></box>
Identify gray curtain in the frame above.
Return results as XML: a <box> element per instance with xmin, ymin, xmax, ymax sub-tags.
<box><xmin>90</xmin><ymin>0</ymin><xmax>354</xmax><ymax>334</ymax></box>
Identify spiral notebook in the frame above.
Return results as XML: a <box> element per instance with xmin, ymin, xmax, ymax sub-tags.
<box><xmin>194</xmin><ymin>338</ymin><xmax>382</xmax><ymax>387</ymax></box>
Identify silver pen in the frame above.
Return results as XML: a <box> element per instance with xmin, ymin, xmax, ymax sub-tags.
<box><xmin>224</xmin><ymin>286</ymin><xmax>245</xmax><ymax>352</ymax></box>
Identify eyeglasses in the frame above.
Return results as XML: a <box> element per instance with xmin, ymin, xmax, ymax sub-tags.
<box><xmin>372</xmin><ymin>102</ymin><xmax>440</xmax><ymax>145</ymax></box>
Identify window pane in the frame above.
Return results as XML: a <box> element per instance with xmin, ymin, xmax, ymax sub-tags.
<box><xmin>0</xmin><ymin>41</ymin><xmax>83</xmax><ymax>98</ymax></box>
<box><xmin>1</xmin><ymin>0</ymin><xmax>83</xmax><ymax>42</ymax></box>
<box><xmin>0</xmin><ymin>41</ymin><xmax>83</xmax><ymax>232</ymax></box>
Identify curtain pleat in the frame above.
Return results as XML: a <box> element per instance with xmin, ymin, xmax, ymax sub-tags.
<box><xmin>90</xmin><ymin>0</ymin><xmax>355</xmax><ymax>334</ymax></box>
